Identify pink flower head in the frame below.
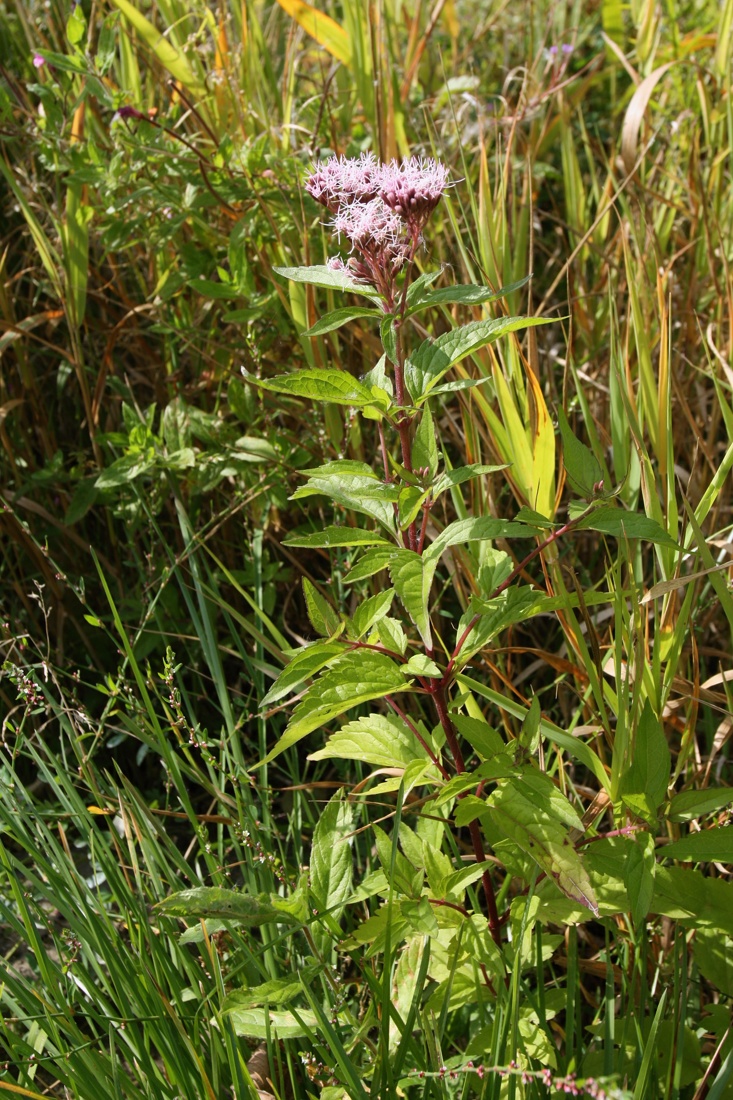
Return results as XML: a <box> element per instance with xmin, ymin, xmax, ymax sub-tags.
<box><xmin>32</xmin><ymin>53</ymin><xmax>45</xmax><ymax>68</ymax></box>
<box><xmin>333</xmin><ymin>198</ymin><xmax>402</xmax><ymax>249</ymax></box>
<box><xmin>377</xmin><ymin>157</ymin><xmax>450</xmax><ymax>222</ymax></box>
<box><xmin>305</xmin><ymin>152</ymin><xmax>379</xmax><ymax>211</ymax></box>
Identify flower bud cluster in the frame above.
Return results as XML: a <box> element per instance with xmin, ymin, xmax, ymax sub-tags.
<box><xmin>305</xmin><ymin>153</ymin><xmax>449</xmax><ymax>299</ymax></box>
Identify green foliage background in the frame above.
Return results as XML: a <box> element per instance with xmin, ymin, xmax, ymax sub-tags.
<box><xmin>0</xmin><ymin>0</ymin><xmax>732</xmax><ymax>1097</ymax></box>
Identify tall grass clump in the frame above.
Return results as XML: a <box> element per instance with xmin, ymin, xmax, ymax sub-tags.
<box><xmin>0</xmin><ymin>0</ymin><xmax>732</xmax><ymax>1097</ymax></box>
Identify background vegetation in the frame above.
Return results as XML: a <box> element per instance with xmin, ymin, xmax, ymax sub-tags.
<box><xmin>0</xmin><ymin>0</ymin><xmax>732</xmax><ymax>1096</ymax></box>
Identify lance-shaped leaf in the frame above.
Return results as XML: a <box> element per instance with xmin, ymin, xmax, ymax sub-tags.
<box><xmin>350</xmin><ymin>589</ymin><xmax>395</xmax><ymax>639</ymax></box>
<box><xmin>283</xmin><ymin>526</ymin><xmax>391</xmax><ymax>549</ymax></box>
<box><xmin>303</xmin><ymin>305</ymin><xmax>382</xmax><ymax>336</ymax></box>
<box><xmin>454</xmin><ymin>589</ymin><xmax>545</xmax><ymax>667</ymax></box>
<box><xmin>242</xmin><ymin>367</ymin><xmax>378</xmax><ymax>408</ymax></box>
<box><xmin>311</xmin><ymin>792</ymin><xmax>354</xmax><ymax>924</ymax></box>
<box><xmin>432</xmin><ymin>463</ymin><xmax>507</xmax><ymax>499</ymax></box>
<box><xmin>558</xmin><ymin>407</ymin><xmax>602</xmax><ymax>498</ymax></box>
<box><xmin>303</xmin><ymin>577</ymin><xmax>342</xmax><ymax>637</ymax></box>
<box><xmin>156</xmin><ymin>887</ymin><xmax>301</xmax><ymax>925</ymax></box>
<box><xmin>292</xmin><ymin>469</ymin><xmax>399</xmax><ymax>533</ymax></box>
<box><xmin>405</xmin><ymin>269</ymin><xmax>442</xmax><ymax>306</ymax></box>
<box><xmin>260</xmin><ymin>640</ymin><xmax>345</xmax><ymax>707</ymax></box>
<box><xmin>389</xmin><ymin>550</ymin><xmax>436</xmax><ymax>649</ymax></box>
<box><xmin>309</xmin><ymin>712</ymin><xmax>428</xmax><ymax>769</ymax></box>
<box><xmin>412</xmin><ymin>404</ymin><xmax>439</xmax><ymax>478</ymax></box>
<box><xmin>662</xmin><ymin>828</ymin><xmax>733</xmax><ymax>864</ymax></box>
<box><xmin>575</xmin><ymin>505</ymin><xmax>678</xmax><ymax>548</ymax></box>
<box><xmin>425</xmin><ymin>516</ymin><xmax>540</xmax><ymax>563</ymax></box>
<box><xmin>273</xmin><ymin>264</ymin><xmax>379</xmax><ymax>297</ymax></box>
<box><xmin>487</xmin><ymin>778</ymin><xmax>598</xmax><ymax>913</ymax></box>
<box><xmin>405</xmin><ymin>316</ymin><xmax>553</xmax><ymax>403</ymax></box>
<box><xmin>344</xmin><ymin>546</ymin><xmax>399</xmax><ymax>582</ymax></box>
<box><xmin>406</xmin><ymin>275</ymin><xmax>531</xmax><ymax>316</ymax></box>
<box><xmin>620</xmin><ymin>701</ymin><xmax>670</xmax><ymax>818</ymax></box>
<box><xmin>257</xmin><ymin>650</ymin><xmax>409</xmax><ymax>766</ymax></box>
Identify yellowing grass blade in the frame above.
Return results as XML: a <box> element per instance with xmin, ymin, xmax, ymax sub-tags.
<box><xmin>109</xmin><ymin>0</ymin><xmax>207</xmax><ymax>96</ymax></box>
<box><xmin>274</xmin><ymin>0</ymin><xmax>351</xmax><ymax>67</ymax></box>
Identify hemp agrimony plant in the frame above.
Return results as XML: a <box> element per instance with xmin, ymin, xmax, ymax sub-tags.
<box><xmin>158</xmin><ymin>155</ymin><xmax>690</xmax><ymax>1086</ymax></box>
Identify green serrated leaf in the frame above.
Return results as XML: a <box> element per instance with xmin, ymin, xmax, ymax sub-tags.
<box><xmin>426</xmin><ymin>517</ymin><xmax>540</xmax><ymax>562</ymax></box>
<box><xmin>403</xmin><ymin>654</ymin><xmax>441</xmax><ymax>677</ymax></box>
<box><xmin>487</xmin><ymin>778</ymin><xmax>597</xmax><ymax>912</ymax></box>
<box><xmin>350</xmin><ymin>590</ymin><xmax>395</xmax><ymax>639</ymax></box>
<box><xmin>309</xmin><ymin>712</ymin><xmax>427</xmax><ymax>768</ymax></box>
<box><xmin>557</xmin><ymin>407</ymin><xmax>602</xmax><ymax>498</ymax></box>
<box><xmin>624</xmin><ymin>832</ymin><xmax>656</xmax><ymax>925</ymax></box>
<box><xmin>576</xmin><ymin>505</ymin><xmax>678</xmax><ymax>548</ymax></box>
<box><xmin>398</xmin><ymin>485</ymin><xmax>429</xmax><ymax>530</ymax></box>
<box><xmin>663</xmin><ymin>827</ymin><xmax>733</xmax><ymax>863</ymax></box>
<box><xmin>452</xmin><ymin>715</ymin><xmax>506</xmax><ymax>761</ymax></box>
<box><xmin>389</xmin><ymin>550</ymin><xmax>434</xmax><ymax>649</ymax></box>
<box><xmin>433</xmin><ymin>464</ymin><xmax>506</xmax><ymax>498</ymax></box>
<box><xmin>381</xmin><ymin>315</ymin><xmax>397</xmax><ymax>362</ymax></box>
<box><xmin>273</xmin><ymin>264</ymin><xmax>380</xmax><ymax>298</ymax></box>
<box><xmin>243</xmin><ymin>368</ymin><xmax>376</xmax><ymax>407</ymax></box>
<box><xmin>258</xmin><ymin>651</ymin><xmax>408</xmax><ymax>766</ymax></box>
<box><xmin>376</xmin><ymin>615</ymin><xmax>408</xmax><ymax>655</ymax></box>
<box><xmin>344</xmin><ymin>547</ymin><xmax>398</xmax><ymax>583</ymax></box>
<box><xmin>222</xmin><ymin>968</ymin><xmax>320</xmax><ymax>1010</ymax></box>
<box><xmin>303</xmin><ymin>577</ymin><xmax>342</xmax><ymax>637</ymax></box>
<box><xmin>283</xmin><ymin>526</ymin><xmax>390</xmax><ymax>549</ymax></box>
<box><xmin>520</xmin><ymin>696</ymin><xmax>542</xmax><ymax>753</ymax></box>
<box><xmin>260</xmin><ymin>641</ymin><xmax>344</xmax><ymax>708</ymax></box>
<box><xmin>406</xmin><ymin>275</ymin><xmax>531</xmax><ymax>316</ymax></box>
<box><xmin>156</xmin><ymin>887</ymin><xmax>299</xmax><ymax>924</ymax></box>
<box><xmin>311</xmin><ymin>792</ymin><xmax>354</xmax><ymax>923</ymax></box>
<box><xmin>620</xmin><ymin>700</ymin><xmax>670</xmax><ymax>817</ymax></box>
<box><xmin>405</xmin><ymin>269</ymin><xmax>442</xmax><ymax>306</ymax></box>
<box><xmin>667</xmin><ymin>788</ymin><xmax>733</xmax><ymax>822</ymax></box>
<box><xmin>292</xmin><ymin>472</ymin><xmax>399</xmax><ymax>533</ymax></box>
<box><xmin>303</xmin><ymin>305</ymin><xmax>382</xmax><ymax>336</ymax></box>
<box><xmin>405</xmin><ymin>316</ymin><xmax>554</xmax><ymax>403</ymax></box>
<box><xmin>224</xmin><ymin>1007</ymin><xmax>318</xmax><ymax>1039</ymax></box>
<box><xmin>412</xmin><ymin>405</ymin><xmax>439</xmax><ymax>478</ymax></box>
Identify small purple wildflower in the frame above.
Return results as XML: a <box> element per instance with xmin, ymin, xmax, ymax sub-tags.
<box><xmin>561</xmin><ymin>42</ymin><xmax>574</xmax><ymax>54</ymax></box>
<box><xmin>113</xmin><ymin>105</ymin><xmax>148</xmax><ymax>122</ymax></box>
<box><xmin>32</xmin><ymin>54</ymin><xmax>45</xmax><ymax>68</ymax></box>
<box><xmin>378</xmin><ymin>156</ymin><xmax>450</xmax><ymax>221</ymax></box>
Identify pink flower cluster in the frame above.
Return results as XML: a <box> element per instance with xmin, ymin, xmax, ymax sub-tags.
<box><xmin>305</xmin><ymin>153</ymin><xmax>449</xmax><ymax>298</ymax></box>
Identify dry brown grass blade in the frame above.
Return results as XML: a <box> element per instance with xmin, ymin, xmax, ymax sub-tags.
<box><xmin>620</xmin><ymin>62</ymin><xmax>675</xmax><ymax>175</ymax></box>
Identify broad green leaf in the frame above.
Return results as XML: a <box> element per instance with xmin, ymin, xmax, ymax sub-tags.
<box><xmin>405</xmin><ymin>316</ymin><xmax>554</xmax><ymax>403</ymax></box>
<box><xmin>401</xmin><ymin>897</ymin><xmax>439</xmax><ymax>936</ymax></box>
<box><xmin>667</xmin><ymin>788</ymin><xmax>733</xmax><ymax>822</ymax></box>
<box><xmin>110</xmin><ymin>0</ymin><xmax>206</xmax><ymax>94</ymax></box>
<box><xmin>403</xmin><ymin>654</ymin><xmax>441</xmax><ymax>678</ymax></box>
<box><xmin>258</xmin><ymin>651</ymin><xmax>408</xmax><ymax>766</ymax></box>
<box><xmin>283</xmin><ymin>526</ymin><xmax>390</xmax><ymax>549</ymax></box>
<box><xmin>406</xmin><ymin>275</ymin><xmax>531</xmax><ymax>316</ymax></box>
<box><xmin>243</xmin><ymin>367</ymin><xmax>377</xmax><ymax>408</ymax></box>
<box><xmin>620</xmin><ymin>701</ymin><xmax>670</xmax><ymax>817</ymax></box>
<box><xmin>520</xmin><ymin>696</ymin><xmax>542</xmax><ymax>754</ymax></box>
<box><xmin>67</xmin><ymin>5</ymin><xmax>87</xmax><ymax>46</ymax></box>
<box><xmin>222</xmin><ymin>969</ymin><xmax>320</xmax><ymax>1009</ymax></box>
<box><xmin>376</xmin><ymin>616</ymin><xmax>408</xmax><ymax>655</ymax></box>
<box><xmin>311</xmin><ymin>792</ymin><xmax>354</xmax><ymax>922</ymax></box>
<box><xmin>303</xmin><ymin>305</ymin><xmax>381</xmax><ymax>336</ymax></box>
<box><xmin>350</xmin><ymin>589</ymin><xmax>395</xmax><ymax>639</ymax></box>
<box><xmin>557</xmin><ymin>407</ymin><xmax>603</xmax><ymax>498</ymax></box>
<box><xmin>433</xmin><ymin>463</ymin><xmax>507</xmax><ymax>498</ymax></box>
<box><xmin>273</xmin><ymin>0</ymin><xmax>351</xmax><ymax>65</ymax></box>
<box><xmin>695</xmin><ymin>929</ymin><xmax>733</xmax><ymax>996</ymax></box>
<box><xmin>653</xmin><ymin>866</ymin><xmax>733</xmax><ymax>935</ymax></box>
<box><xmin>398</xmin><ymin>485</ymin><xmax>429</xmax><ymax>529</ymax></box>
<box><xmin>225</xmin><ymin>1006</ymin><xmax>318</xmax><ymax>1039</ymax></box>
<box><xmin>412</xmin><ymin>405</ymin><xmax>439</xmax><ymax>478</ymax></box>
<box><xmin>156</xmin><ymin>887</ymin><xmax>299</xmax><ymax>924</ymax></box>
<box><xmin>374</xmin><ymin>825</ymin><xmax>422</xmax><ymax>896</ymax></box>
<box><xmin>405</xmin><ymin>270</ymin><xmax>442</xmax><ymax>305</ymax></box>
<box><xmin>575</xmin><ymin>505</ymin><xmax>678</xmax><ymax>548</ymax></box>
<box><xmin>303</xmin><ymin>577</ymin><xmax>341</xmax><ymax>637</ymax></box>
<box><xmin>624</xmin><ymin>832</ymin><xmax>656</xmax><ymax>925</ymax></box>
<box><xmin>345</xmin><ymin>546</ymin><xmax>398</xmax><ymax>582</ymax></box>
<box><xmin>663</xmin><ymin>827</ymin><xmax>733</xmax><ymax>863</ymax></box>
<box><xmin>389</xmin><ymin>550</ymin><xmax>435</xmax><ymax>648</ymax></box>
<box><xmin>426</xmin><ymin>517</ymin><xmax>540</xmax><ymax>562</ymax></box>
<box><xmin>487</xmin><ymin>779</ymin><xmax>597</xmax><ymax>912</ymax></box>
<box><xmin>273</xmin><ymin>264</ymin><xmax>378</xmax><ymax>297</ymax></box>
<box><xmin>292</xmin><ymin>473</ymin><xmax>398</xmax><ymax>533</ymax></box>
<box><xmin>454</xmin><ymin>588</ymin><xmax>545</xmax><ymax>667</ymax></box>
<box><xmin>381</xmin><ymin>315</ymin><xmax>397</xmax><ymax>363</ymax></box>
<box><xmin>452</xmin><ymin>715</ymin><xmax>506</xmax><ymax>761</ymax></box>
<box><xmin>309</xmin><ymin>712</ymin><xmax>428</xmax><ymax>769</ymax></box>
<box><xmin>260</xmin><ymin>640</ymin><xmax>344</xmax><ymax>707</ymax></box>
